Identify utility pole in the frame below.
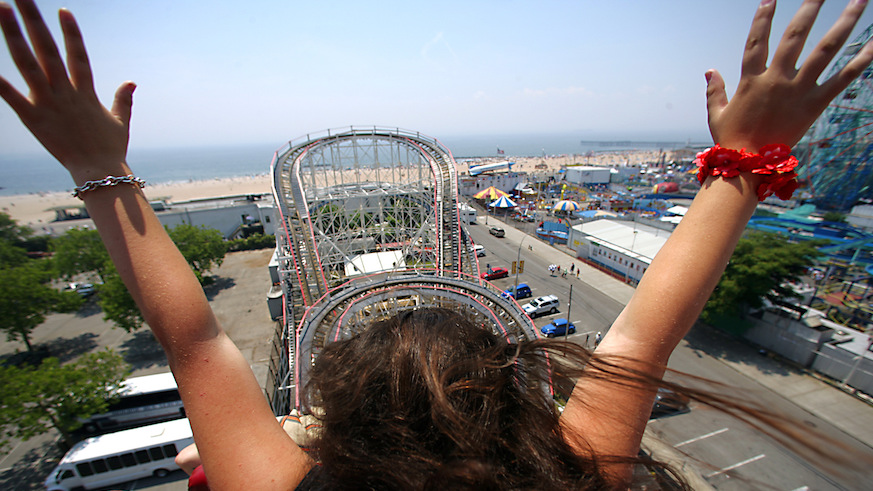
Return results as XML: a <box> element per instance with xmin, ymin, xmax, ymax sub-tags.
<box><xmin>564</xmin><ymin>284</ymin><xmax>573</xmax><ymax>340</ymax></box>
<box><xmin>514</xmin><ymin>234</ymin><xmax>529</xmax><ymax>294</ymax></box>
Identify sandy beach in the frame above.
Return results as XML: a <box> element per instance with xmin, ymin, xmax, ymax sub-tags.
<box><xmin>0</xmin><ymin>150</ymin><xmax>664</xmax><ymax>229</ymax></box>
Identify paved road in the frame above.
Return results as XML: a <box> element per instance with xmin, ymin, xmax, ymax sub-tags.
<box><xmin>470</xmin><ymin>217</ymin><xmax>873</xmax><ymax>490</ymax></box>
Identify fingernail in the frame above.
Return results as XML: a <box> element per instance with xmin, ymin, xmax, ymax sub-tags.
<box><xmin>760</xmin><ymin>0</ymin><xmax>774</xmax><ymax>6</ymax></box>
<box><xmin>705</xmin><ymin>71</ymin><xmax>713</xmax><ymax>84</ymax></box>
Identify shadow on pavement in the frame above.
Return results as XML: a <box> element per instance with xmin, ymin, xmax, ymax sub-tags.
<box><xmin>203</xmin><ymin>275</ymin><xmax>236</xmax><ymax>301</ymax></box>
<box><xmin>0</xmin><ymin>439</ymin><xmax>61</xmax><ymax>490</ymax></box>
<box><xmin>74</xmin><ymin>297</ymin><xmax>104</xmax><ymax>318</ymax></box>
<box><xmin>120</xmin><ymin>331</ymin><xmax>167</xmax><ymax>371</ymax></box>
<box><xmin>43</xmin><ymin>333</ymin><xmax>100</xmax><ymax>364</ymax></box>
<box><xmin>683</xmin><ymin>322</ymin><xmax>795</xmax><ymax>377</ymax></box>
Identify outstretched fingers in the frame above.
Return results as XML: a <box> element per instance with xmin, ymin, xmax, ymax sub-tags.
<box><xmin>771</xmin><ymin>0</ymin><xmax>825</xmax><ymax>75</ymax></box>
<box><xmin>15</xmin><ymin>0</ymin><xmax>70</xmax><ymax>91</ymax></box>
<box><xmin>821</xmin><ymin>39</ymin><xmax>873</xmax><ymax>100</ymax></box>
<box><xmin>0</xmin><ymin>1</ymin><xmax>49</xmax><ymax>97</ymax></box>
<box><xmin>0</xmin><ymin>73</ymin><xmax>30</xmax><ymax>117</ymax></box>
<box><xmin>742</xmin><ymin>0</ymin><xmax>777</xmax><ymax>76</ymax></box>
<box><xmin>800</xmin><ymin>0</ymin><xmax>870</xmax><ymax>86</ymax></box>
<box><xmin>59</xmin><ymin>8</ymin><xmax>95</xmax><ymax>99</ymax></box>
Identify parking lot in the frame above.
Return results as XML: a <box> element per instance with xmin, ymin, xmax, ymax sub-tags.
<box><xmin>0</xmin><ymin>249</ymin><xmax>278</xmax><ymax>490</ymax></box>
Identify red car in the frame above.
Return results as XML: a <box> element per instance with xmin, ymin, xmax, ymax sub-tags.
<box><xmin>480</xmin><ymin>267</ymin><xmax>509</xmax><ymax>280</ymax></box>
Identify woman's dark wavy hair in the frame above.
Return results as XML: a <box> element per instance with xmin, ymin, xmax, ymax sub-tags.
<box><xmin>301</xmin><ymin>308</ymin><xmax>868</xmax><ymax>489</ymax></box>
<box><xmin>302</xmin><ymin>308</ymin><xmax>631</xmax><ymax>489</ymax></box>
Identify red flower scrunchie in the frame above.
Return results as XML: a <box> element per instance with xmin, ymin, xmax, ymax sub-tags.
<box><xmin>694</xmin><ymin>144</ymin><xmax>799</xmax><ymax>201</ymax></box>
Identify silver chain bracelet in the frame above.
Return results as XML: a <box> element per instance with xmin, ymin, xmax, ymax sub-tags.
<box><xmin>72</xmin><ymin>175</ymin><xmax>146</xmax><ymax>200</ymax></box>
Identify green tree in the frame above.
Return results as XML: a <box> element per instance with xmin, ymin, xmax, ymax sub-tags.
<box><xmin>49</xmin><ymin>223</ymin><xmax>227</xmax><ymax>331</ymax></box>
<box><xmin>167</xmin><ymin>224</ymin><xmax>227</xmax><ymax>283</ymax></box>
<box><xmin>0</xmin><ymin>350</ymin><xmax>129</xmax><ymax>451</ymax></box>
<box><xmin>97</xmin><ymin>268</ymin><xmax>143</xmax><ymax>331</ymax></box>
<box><xmin>0</xmin><ymin>215</ymin><xmax>82</xmax><ymax>351</ymax></box>
<box><xmin>0</xmin><ymin>261</ymin><xmax>83</xmax><ymax>351</ymax></box>
<box><xmin>822</xmin><ymin>211</ymin><xmax>847</xmax><ymax>223</ymax></box>
<box><xmin>0</xmin><ymin>212</ymin><xmax>31</xmax><ymax>268</ymax></box>
<box><xmin>0</xmin><ymin>212</ymin><xmax>32</xmax><ymax>246</ymax></box>
<box><xmin>50</xmin><ymin>227</ymin><xmax>111</xmax><ymax>281</ymax></box>
<box><xmin>702</xmin><ymin>232</ymin><xmax>823</xmax><ymax>323</ymax></box>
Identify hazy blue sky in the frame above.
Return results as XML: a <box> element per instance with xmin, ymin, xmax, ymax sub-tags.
<box><xmin>1</xmin><ymin>0</ymin><xmax>872</xmax><ymax>156</ymax></box>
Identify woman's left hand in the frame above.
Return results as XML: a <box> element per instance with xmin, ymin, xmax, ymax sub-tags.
<box><xmin>706</xmin><ymin>0</ymin><xmax>873</xmax><ymax>152</ymax></box>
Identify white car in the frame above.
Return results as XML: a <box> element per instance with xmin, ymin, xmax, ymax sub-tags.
<box><xmin>522</xmin><ymin>295</ymin><xmax>559</xmax><ymax>318</ymax></box>
<box><xmin>66</xmin><ymin>282</ymin><xmax>95</xmax><ymax>297</ymax></box>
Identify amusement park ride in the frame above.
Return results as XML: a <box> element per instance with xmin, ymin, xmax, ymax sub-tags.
<box><xmin>267</xmin><ymin>127</ymin><xmax>539</xmax><ymax>413</ymax></box>
<box><xmin>797</xmin><ymin>24</ymin><xmax>873</xmax><ymax>211</ymax></box>
<box><xmin>261</xmin><ymin>25</ymin><xmax>873</xmax><ymax>410</ymax></box>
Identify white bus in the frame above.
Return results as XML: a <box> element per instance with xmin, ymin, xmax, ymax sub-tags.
<box><xmin>79</xmin><ymin>371</ymin><xmax>185</xmax><ymax>435</ymax></box>
<box><xmin>45</xmin><ymin>418</ymin><xmax>194</xmax><ymax>491</ymax></box>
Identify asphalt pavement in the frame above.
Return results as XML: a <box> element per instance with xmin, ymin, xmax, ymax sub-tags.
<box><xmin>478</xmin><ymin>212</ymin><xmax>873</xmax><ymax>489</ymax></box>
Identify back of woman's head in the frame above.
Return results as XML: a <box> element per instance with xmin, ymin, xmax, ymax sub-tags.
<box><xmin>304</xmin><ymin>308</ymin><xmax>606</xmax><ymax>489</ymax></box>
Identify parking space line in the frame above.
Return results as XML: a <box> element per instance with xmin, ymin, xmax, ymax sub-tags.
<box><xmin>705</xmin><ymin>453</ymin><xmax>766</xmax><ymax>478</ymax></box>
<box><xmin>673</xmin><ymin>427</ymin><xmax>729</xmax><ymax>448</ymax></box>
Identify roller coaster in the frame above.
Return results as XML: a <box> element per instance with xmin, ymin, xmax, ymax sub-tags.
<box><xmin>268</xmin><ymin>127</ymin><xmax>539</xmax><ymax>412</ymax></box>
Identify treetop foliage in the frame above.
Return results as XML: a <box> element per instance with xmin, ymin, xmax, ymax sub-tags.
<box><xmin>702</xmin><ymin>231</ymin><xmax>823</xmax><ymax>322</ymax></box>
<box><xmin>0</xmin><ymin>349</ymin><xmax>129</xmax><ymax>451</ymax></box>
<box><xmin>47</xmin><ymin>223</ymin><xmax>228</xmax><ymax>332</ymax></box>
<box><xmin>0</xmin><ymin>214</ymin><xmax>82</xmax><ymax>351</ymax></box>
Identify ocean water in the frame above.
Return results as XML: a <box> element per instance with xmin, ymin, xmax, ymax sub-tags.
<box><xmin>0</xmin><ymin>135</ymin><xmax>701</xmax><ymax>196</ymax></box>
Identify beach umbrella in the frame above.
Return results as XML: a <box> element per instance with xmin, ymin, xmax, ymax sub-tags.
<box><xmin>474</xmin><ymin>186</ymin><xmax>510</xmax><ymax>200</ymax></box>
<box><xmin>489</xmin><ymin>196</ymin><xmax>518</xmax><ymax>208</ymax></box>
<box><xmin>553</xmin><ymin>200</ymin><xmax>581</xmax><ymax>212</ymax></box>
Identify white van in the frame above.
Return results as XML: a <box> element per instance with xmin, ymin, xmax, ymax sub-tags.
<box><xmin>79</xmin><ymin>372</ymin><xmax>184</xmax><ymax>435</ymax></box>
<box><xmin>45</xmin><ymin>418</ymin><xmax>194</xmax><ymax>491</ymax></box>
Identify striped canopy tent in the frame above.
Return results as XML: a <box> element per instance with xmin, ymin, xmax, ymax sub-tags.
<box><xmin>489</xmin><ymin>196</ymin><xmax>518</xmax><ymax>208</ymax></box>
<box><xmin>553</xmin><ymin>200</ymin><xmax>581</xmax><ymax>212</ymax></box>
<box><xmin>473</xmin><ymin>186</ymin><xmax>510</xmax><ymax>200</ymax></box>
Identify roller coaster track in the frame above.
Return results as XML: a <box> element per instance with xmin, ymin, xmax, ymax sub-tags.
<box><xmin>269</xmin><ymin>127</ymin><xmax>538</xmax><ymax>411</ymax></box>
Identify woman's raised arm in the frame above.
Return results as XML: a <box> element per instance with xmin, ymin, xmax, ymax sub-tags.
<box><xmin>562</xmin><ymin>0</ymin><xmax>873</xmax><ymax>485</ymax></box>
<box><xmin>0</xmin><ymin>1</ymin><xmax>310</xmax><ymax>488</ymax></box>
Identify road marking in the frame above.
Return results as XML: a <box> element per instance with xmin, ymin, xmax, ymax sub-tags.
<box><xmin>705</xmin><ymin>454</ymin><xmax>766</xmax><ymax>478</ymax></box>
<box><xmin>673</xmin><ymin>427</ymin><xmax>729</xmax><ymax>448</ymax></box>
<box><xmin>790</xmin><ymin>487</ymin><xmax>809</xmax><ymax>491</ymax></box>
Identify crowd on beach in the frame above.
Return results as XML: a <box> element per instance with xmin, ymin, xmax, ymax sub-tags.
<box><xmin>0</xmin><ymin>149</ymin><xmax>664</xmax><ymax>228</ymax></box>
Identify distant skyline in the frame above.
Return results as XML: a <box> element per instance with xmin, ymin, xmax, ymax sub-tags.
<box><xmin>2</xmin><ymin>0</ymin><xmax>872</xmax><ymax>158</ymax></box>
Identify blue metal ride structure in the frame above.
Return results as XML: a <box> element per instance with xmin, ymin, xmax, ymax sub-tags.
<box><xmin>796</xmin><ymin>24</ymin><xmax>873</xmax><ymax>211</ymax></box>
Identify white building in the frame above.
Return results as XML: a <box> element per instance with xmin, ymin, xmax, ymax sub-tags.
<box><xmin>458</xmin><ymin>203</ymin><xmax>477</xmax><ymax>224</ymax></box>
<box><xmin>47</xmin><ymin>194</ymin><xmax>277</xmax><ymax>239</ymax></box>
<box><xmin>458</xmin><ymin>172</ymin><xmax>527</xmax><ymax>197</ymax></box>
<box><xmin>848</xmin><ymin>204</ymin><xmax>873</xmax><ymax>231</ymax></box>
<box><xmin>564</xmin><ymin>166</ymin><xmax>611</xmax><ymax>186</ymax></box>
<box><xmin>569</xmin><ymin>219</ymin><xmax>671</xmax><ymax>283</ymax></box>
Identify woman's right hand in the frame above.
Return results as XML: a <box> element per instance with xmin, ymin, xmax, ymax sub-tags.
<box><xmin>0</xmin><ymin>0</ymin><xmax>135</xmax><ymax>184</ymax></box>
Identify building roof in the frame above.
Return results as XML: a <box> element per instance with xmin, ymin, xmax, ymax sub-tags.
<box><xmin>345</xmin><ymin>250</ymin><xmax>406</xmax><ymax>276</ymax></box>
<box><xmin>573</xmin><ymin>219</ymin><xmax>671</xmax><ymax>264</ymax></box>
